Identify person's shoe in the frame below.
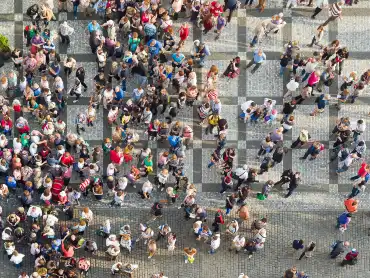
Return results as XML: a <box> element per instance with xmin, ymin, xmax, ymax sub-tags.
<box><xmin>311</xmin><ymin>15</ymin><xmax>315</xmax><ymax>19</ymax></box>
<box><xmin>248</xmin><ymin>254</ymin><xmax>253</xmax><ymax>259</ymax></box>
<box><xmin>185</xmin><ymin>259</ymin><xmax>188</xmax><ymax>263</ymax></box>
<box><xmin>299</xmin><ymin>157</ymin><xmax>305</xmax><ymax>160</ymax></box>
<box><xmin>81</xmin><ymin>127</ymin><xmax>86</xmax><ymax>132</ymax></box>
<box><xmin>90</xmin><ymin>122</ymin><xmax>94</xmax><ymax>126</ymax></box>
<box><xmin>84</xmin><ymin>87</ymin><xmax>88</xmax><ymax>92</ymax></box>
<box><xmin>73</xmin><ymin>99</ymin><xmax>79</xmax><ymax>103</ymax></box>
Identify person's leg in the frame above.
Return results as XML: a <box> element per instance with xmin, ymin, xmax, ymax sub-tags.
<box><xmin>280</xmin><ymin>66</ymin><xmax>285</xmax><ymax>76</ymax></box>
<box><xmin>311</xmin><ymin>7</ymin><xmax>322</xmax><ymax>18</ymax></box>
<box><xmin>250</xmin><ymin>35</ymin><xmax>258</xmax><ymax>47</ymax></box>
<box><xmin>246</xmin><ymin>60</ymin><xmax>255</xmax><ymax>69</ymax></box>
<box><xmin>285</xmin><ymin>188</ymin><xmax>294</xmax><ymax>198</ymax></box>
<box><xmin>309</xmin><ymin>36</ymin><xmax>316</xmax><ymax>47</ymax></box>
<box><xmin>321</xmin><ymin>16</ymin><xmax>336</xmax><ymax>27</ymax></box>
<box><xmin>251</xmin><ymin>62</ymin><xmax>261</xmax><ymax>73</ymax></box>
<box><xmin>73</xmin><ymin>5</ymin><xmax>78</xmax><ymax>18</ymax></box>
<box><xmin>227</xmin><ymin>9</ymin><xmax>234</xmax><ymax>23</ymax></box>
<box><xmin>300</xmin><ymin>150</ymin><xmax>310</xmax><ymax>159</ymax></box>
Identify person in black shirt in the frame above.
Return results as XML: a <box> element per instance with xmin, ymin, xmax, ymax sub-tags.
<box><xmin>76</xmin><ymin>67</ymin><xmax>88</xmax><ymax>91</ymax></box>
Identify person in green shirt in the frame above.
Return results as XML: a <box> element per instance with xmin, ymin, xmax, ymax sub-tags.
<box><xmin>20</xmin><ymin>133</ymin><xmax>30</xmax><ymax>147</ymax></box>
<box><xmin>142</xmin><ymin>155</ymin><xmax>154</xmax><ymax>176</ymax></box>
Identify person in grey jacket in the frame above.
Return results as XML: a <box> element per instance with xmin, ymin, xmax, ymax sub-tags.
<box><xmin>330</xmin><ymin>240</ymin><xmax>349</xmax><ymax>258</ymax></box>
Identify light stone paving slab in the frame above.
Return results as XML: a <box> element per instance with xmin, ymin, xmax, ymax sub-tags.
<box><xmin>245</xmin><ymin>60</ymin><xmax>283</xmax><ymax>97</ymax></box>
<box><xmin>338</xmin><ymin>16</ymin><xmax>370</xmax><ymax>52</ymax></box>
<box><xmin>292</xmin><ymin>104</ymin><xmax>330</xmax><ymax>141</ymax></box>
<box><xmin>0</xmin><ymin>0</ymin><xmax>14</xmax><ymax>14</ymax></box>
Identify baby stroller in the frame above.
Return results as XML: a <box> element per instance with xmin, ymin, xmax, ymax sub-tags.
<box><xmin>223</xmin><ymin>57</ymin><xmax>241</xmax><ymax>79</ymax></box>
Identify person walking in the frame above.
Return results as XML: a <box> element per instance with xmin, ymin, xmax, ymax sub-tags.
<box><xmin>208</xmin><ymin>233</ymin><xmax>221</xmax><ymax>254</ymax></box>
<box><xmin>245</xmin><ymin>49</ymin><xmax>266</xmax><ymax>74</ymax></box>
<box><xmin>330</xmin><ymin>240</ymin><xmax>349</xmax><ymax>258</ymax></box>
<box><xmin>285</xmin><ymin>172</ymin><xmax>301</xmax><ymax>198</ymax></box>
<box><xmin>274</xmin><ymin>169</ymin><xmax>293</xmax><ymax>189</ymax></box>
<box><xmin>320</xmin><ymin>1</ymin><xmax>344</xmax><ymax>27</ymax></box>
<box><xmin>298</xmin><ymin>241</ymin><xmax>316</xmax><ymax>260</ymax></box>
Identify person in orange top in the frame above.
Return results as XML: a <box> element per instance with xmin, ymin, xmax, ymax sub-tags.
<box><xmin>344</xmin><ymin>198</ymin><xmax>358</xmax><ymax>213</ymax></box>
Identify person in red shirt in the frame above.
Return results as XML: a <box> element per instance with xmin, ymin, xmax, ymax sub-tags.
<box><xmin>341</xmin><ymin>249</ymin><xmax>359</xmax><ymax>266</ymax></box>
<box><xmin>210</xmin><ymin>1</ymin><xmax>223</xmax><ymax>18</ymax></box>
<box><xmin>350</xmin><ymin>162</ymin><xmax>369</xmax><ymax>181</ymax></box>
<box><xmin>110</xmin><ymin>146</ymin><xmax>123</xmax><ymax>165</ymax></box>
<box><xmin>178</xmin><ymin>23</ymin><xmax>189</xmax><ymax>47</ymax></box>
<box><xmin>60</xmin><ymin>152</ymin><xmax>75</xmax><ymax>167</ymax></box>
<box><xmin>203</xmin><ymin>13</ymin><xmax>214</xmax><ymax>34</ymax></box>
<box><xmin>1</xmin><ymin>115</ymin><xmax>13</xmax><ymax>136</ymax></box>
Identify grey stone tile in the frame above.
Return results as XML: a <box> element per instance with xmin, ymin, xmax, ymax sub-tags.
<box><xmin>338</xmin><ymin>16</ymin><xmax>370</xmax><ymax>51</ymax></box>
<box><xmin>203</xmin><ymin>18</ymin><xmax>238</xmax><ymax>52</ymax></box>
<box><xmin>292</xmin><ymin>105</ymin><xmax>330</xmax><ymax>141</ymax></box>
<box><xmin>0</xmin><ymin>0</ymin><xmax>14</xmax><ymax>14</ymax></box>
<box><xmin>245</xmin><ymin>60</ymin><xmax>283</xmax><ymax>97</ymax></box>
<box><xmin>66</xmin><ymin>20</ymin><xmax>91</xmax><ymax>54</ymax></box>
<box><xmin>292</xmin><ymin>148</ymin><xmax>330</xmax><ymax>186</ymax></box>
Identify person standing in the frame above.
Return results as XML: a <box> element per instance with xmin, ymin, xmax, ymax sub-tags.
<box><xmin>208</xmin><ymin>233</ymin><xmax>221</xmax><ymax>254</ymax></box>
<box><xmin>245</xmin><ymin>49</ymin><xmax>266</xmax><ymax>74</ymax></box>
<box><xmin>183</xmin><ymin>247</ymin><xmax>197</xmax><ymax>264</ymax></box>
<box><xmin>10</xmin><ymin>251</ymin><xmax>25</xmax><ymax>268</ymax></box>
<box><xmin>76</xmin><ymin>66</ymin><xmax>88</xmax><ymax>91</ymax></box>
<box><xmin>59</xmin><ymin>21</ymin><xmax>74</xmax><ymax>47</ymax></box>
<box><xmin>298</xmin><ymin>241</ymin><xmax>316</xmax><ymax>260</ymax></box>
<box><xmin>292</xmin><ymin>239</ymin><xmax>304</xmax><ymax>254</ymax></box>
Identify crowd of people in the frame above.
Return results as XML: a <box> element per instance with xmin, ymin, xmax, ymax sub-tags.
<box><xmin>0</xmin><ymin>0</ymin><xmax>368</xmax><ymax>277</ymax></box>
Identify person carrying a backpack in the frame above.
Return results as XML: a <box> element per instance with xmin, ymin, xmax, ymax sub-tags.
<box><xmin>211</xmin><ymin>209</ymin><xmax>224</xmax><ymax>232</ymax></box>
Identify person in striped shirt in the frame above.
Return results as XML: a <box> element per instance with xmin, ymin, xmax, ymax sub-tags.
<box><xmin>321</xmin><ymin>1</ymin><xmax>344</xmax><ymax>27</ymax></box>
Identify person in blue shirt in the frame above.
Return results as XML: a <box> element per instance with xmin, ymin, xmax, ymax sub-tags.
<box><xmin>292</xmin><ymin>239</ymin><xmax>304</xmax><ymax>252</ymax></box>
<box><xmin>87</xmin><ymin>20</ymin><xmax>101</xmax><ymax>34</ymax></box>
<box><xmin>49</xmin><ymin>61</ymin><xmax>61</xmax><ymax>78</ymax></box>
<box><xmin>144</xmin><ymin>22</ymin><xmax>157</xmax><ymax>41</ymax></box>
<box><xmin>113</xmin><ymin>86</ymin><xmax>124</xmax><ymax>104</ymax></box>
<box><xmin>192</xmin><ymin>41</ymin><xmax>211</xmax><ymax>67</ymax></box>
<box><xmin>147</xmin><ymin>39</ymin><xmax>163</xmax><ymax>65</ymax></box>
<box><xmin>5</xmin><ymin>176</ymin><xmax>17</xmax><ymax>192</ymax></box>
<box><xmin>246</xmin><ymin>49</ymin><xmax>266</xmax><ymax>74</ymax></box>
<box><xmin>171</xmin><ymin>49</ymin><xmax>185</xmax><ymax>71</ymax></box>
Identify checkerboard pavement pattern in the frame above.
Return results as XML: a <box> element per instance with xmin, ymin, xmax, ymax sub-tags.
<box><xmin>2</xmin><ymin>0</ymin><xmax>370</xmax><ymax>277</ymax></box>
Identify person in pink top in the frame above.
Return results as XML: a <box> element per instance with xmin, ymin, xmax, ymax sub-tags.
<box><xmin>350</xmin><ymin>162</ymin><xmax>369</xmax><ymax>181</ymax></box>
<box><xmin>306</xmin><ymin>70</ymin><xmax>321</xmax><ymax>88</ymax></box>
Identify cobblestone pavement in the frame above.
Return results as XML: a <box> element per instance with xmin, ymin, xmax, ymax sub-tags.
<box><xmin>1</xmin><ymin>0</ymin><xmax>370</xmax><ymax>277</ymax></box>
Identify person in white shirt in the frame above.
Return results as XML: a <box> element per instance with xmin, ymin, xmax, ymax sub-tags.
<box><xmin>141</xmin><ymin>180</ymin><xmax>153</xmax><ymax>199</ymax></box>
<box><xmin>156</xmin><ymin>169</ymin><xmax>169</xmax><ymax>191</ymax></box>
<box><xmin>209</xmin><ymin>233</ymin><xmax>221</xmax><ymax>254</ymax></box>
<box><xmin>238</xmin><ymin>274</ymin><xmax>249</xmax><ymax>278</ymax></box>
<box><xmin>5</xmin><ymin>241</ymin><xmax>15</xmax><ymax>258</ymax></box>
<box><xmin>353</xmin><ymin>119</ymin><xmax>366</xmax><ymax>143</ymax></box>
<box><xmin>106</xmin><ymin>234</ymin><xmax>120</xmax><ymax>248</ymax></box>
<box><xmin>231</xmin><ymin>235</ymin><xmax>246</xmax><ymax>252</ymax></box>
<box><xmin>30</xmin><ymin>242</ymin><xmax>41</xmax><ymax>256</ymax></box>
<box><xmin>10</xmin><ymin>250</ymin><xmax>25</xmax><ymax>268</ymax></box>
<box><xmin>43</xmin><ymin>213</ymin><xmax>58</xmax><ymax>227</ymax></box>
<box><xmin>81</xmin><ymin>207</ymin><xmax>93</xmax><ymax>223</ymax></box>
<box><xmin>337</xmin><ymin>153</ymin><xmax>357</xmax><ymax>173</ymax></box>
<box><xmin>27</xmin><ymin>206</ymin><xmax>43</xmax><ymax>222</ymax></box>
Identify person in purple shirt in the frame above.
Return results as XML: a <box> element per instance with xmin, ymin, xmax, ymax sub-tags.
<box><xmin>215</xmin><ymin>14</ymin><xmax>226</xmax><ymax>40</ymax></box>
